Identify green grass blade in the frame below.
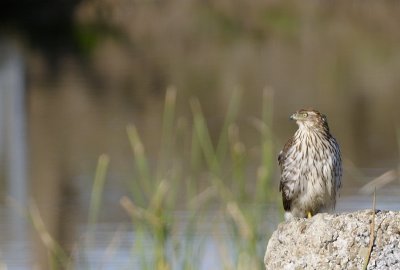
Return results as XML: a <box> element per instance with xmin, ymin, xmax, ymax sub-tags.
<box><xmin>88</xmin><ymin>154</ymin><xmax>110</xmax><ymax>226</ymax></box>
<box><xmin>29</xmin><ymin>202</ymin><xmax>71</xmax><ymax>269</ymax></box>
<box><xmin>216</xmin><ymin>89</ymin><xmax>242</xmax><ymax>161</ymax></box>
<box><xmin>159</xmin><ymin>86</ymin><xmax>177</xmax><ymax>177</ymax></box>
<box><xmin>127</xmin><ymin>125</ymin><xmax>152</xmax><ymax>195</ymax></box>
<box><xmin>190</xmin><ymin>98</ymin><xmax>220</xmax><ymax>175</ymax></box>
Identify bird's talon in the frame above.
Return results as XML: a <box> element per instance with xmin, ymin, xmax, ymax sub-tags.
<box><xmin>307</xmin><ymin>211</ymin><xmax>312</xmax><ymax>218</ymax></box>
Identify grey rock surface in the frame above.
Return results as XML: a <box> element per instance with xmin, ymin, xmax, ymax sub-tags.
<box><xmin>264</xmin><ymin>210</ymin><xmax>400</xmax><ymax>270</ymax></box>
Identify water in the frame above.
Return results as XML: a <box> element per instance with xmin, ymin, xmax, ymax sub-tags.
<box><xmin>337</xmin><ymin>185</ymin><xmax>400</xmax><ymax>213</ymax></box>
<box><xmin>68</xmin><ymin>189</ymin><xmax>400</xmax><ymax>269</ymax></box>
<box><xmin>0</xmin><ymin>207</ymin><xmax>32</xmax><ymax>269</ymax></box>
<box><xmin>59</xmin><ymin>208</ymin><xmax>276</xmax><ymax>270</ymax></box>
<box><xmin>0</xmin><ymin>184</ymin><xmax>398</xmax><ymax>269</ymax></box>
<box><xmin>0</xmin><ymin>39</ymin><xmax>29</xmax><ymax>270</ymax></box>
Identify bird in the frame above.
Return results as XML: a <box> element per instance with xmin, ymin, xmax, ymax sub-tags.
<box><xmin>278</xmin><ymin>109</ymin><xmax>342</xmax><ymax>220</ymax></box>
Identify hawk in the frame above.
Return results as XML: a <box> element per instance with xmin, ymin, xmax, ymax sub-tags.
<box><xmin>278</xmin><ymin>109</ymin><xmax>342</xmax><ymax>220</ymax></box>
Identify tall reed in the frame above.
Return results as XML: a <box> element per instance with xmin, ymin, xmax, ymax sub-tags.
<box><xmin>121</xmin><ymin>88</ymin><xmax>277</xmax><ymax>269</ymax></box>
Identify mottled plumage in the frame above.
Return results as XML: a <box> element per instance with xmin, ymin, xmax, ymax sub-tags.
<box><xmin>278</xmin><ymin>109</ymin><xmax>342</xmax><ymax>220</ymax></box>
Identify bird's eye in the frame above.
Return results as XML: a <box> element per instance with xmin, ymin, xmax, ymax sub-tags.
<box><xmin>302</xmin><ymin>113</ymin><xmax>308</xmax><ymax>117</ymax></box>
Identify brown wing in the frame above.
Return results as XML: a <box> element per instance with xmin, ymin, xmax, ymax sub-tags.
<box><xmin>281</xmin><ymin>189</ymin><xmax>291</xmax><ymax>211</ymax></box>
<box><xmin>278</xmin><ymin>136</ymin><xmax>294</xmax><ymax>211</ymax></box>
<box><xmin>278</xmin><ymin>136</ymin><xmax>294</xmax><ymax>174</ymax></box>
<box><xmin>332</xmin><ymin>137</ymin><xmax>342</xmax><ymax>190</ymax></box>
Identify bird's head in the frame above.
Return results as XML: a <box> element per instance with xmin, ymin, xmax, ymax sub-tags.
<box><xmin>290</xmin><ymin>109</ymin><xmax>329</xmax><ymax>131</ymax></box>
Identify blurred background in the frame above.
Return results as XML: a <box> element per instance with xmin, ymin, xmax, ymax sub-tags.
<box><xmin>0</xmin><ymin>0</ymin><xmax>400</xmax><ymax>269</ymax></box>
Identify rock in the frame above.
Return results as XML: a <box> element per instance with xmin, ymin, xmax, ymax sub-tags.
<box><xmin>264</xmin><ymin>210</ymin><xmax>400</xmax><ymax>270</ymax></box>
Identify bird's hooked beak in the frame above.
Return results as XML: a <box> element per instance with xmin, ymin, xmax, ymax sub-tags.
<box><xmin>290</xmin><ymin>113</ymin><xmax>298</xmax><ymax>120</ymax></box>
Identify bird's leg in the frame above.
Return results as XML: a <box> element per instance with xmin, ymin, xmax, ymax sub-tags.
<box><xmin>307</xmin><ymin>211</ymin><xmax>312</xmax><ymax>218</ymax></box>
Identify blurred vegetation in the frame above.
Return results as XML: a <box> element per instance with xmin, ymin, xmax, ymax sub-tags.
<box><xmin>30</xmin><ymin>89</ymin><xmax>278</xmax><ymax>269</ymax></box>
